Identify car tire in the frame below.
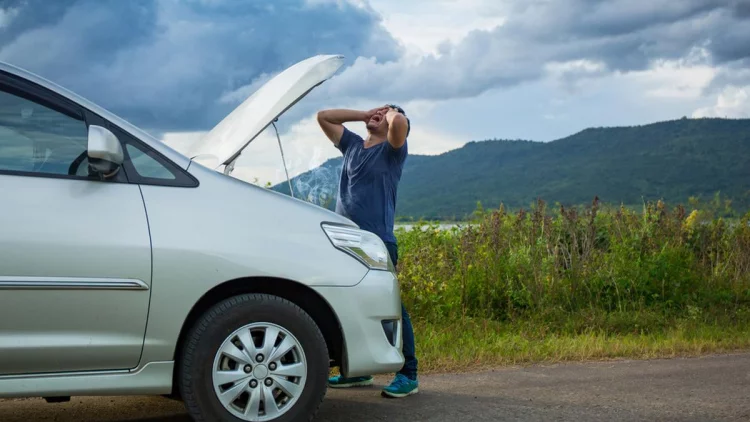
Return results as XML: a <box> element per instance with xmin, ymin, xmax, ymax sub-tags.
<box><xmin>179</xmin><ymin>293</ymin><xmax>329</xmax><ymax>422</ymax></box>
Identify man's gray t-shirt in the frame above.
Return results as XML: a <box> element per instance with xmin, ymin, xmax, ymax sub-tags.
<box><xmin>334</xmin><ymin>127</ymin><xmax>408</xmax><ymax>244</ymax></box>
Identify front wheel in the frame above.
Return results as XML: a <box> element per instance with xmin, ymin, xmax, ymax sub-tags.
<box><xmin>179</xmin><ymin>294</ymin><xmax>329</xmax><ymax>422</ymax></box>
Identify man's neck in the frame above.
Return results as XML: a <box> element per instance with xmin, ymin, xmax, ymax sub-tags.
<box><xmin>365</xmin><ymin>132</ymin><xmax>387</xmax><ymax>146</ymax></box>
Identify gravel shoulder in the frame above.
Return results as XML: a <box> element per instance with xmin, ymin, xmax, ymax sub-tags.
<box><xmin>1</xmin><ymin>353</ymin><xmax>749</xmax><ymax>421</ymax></box>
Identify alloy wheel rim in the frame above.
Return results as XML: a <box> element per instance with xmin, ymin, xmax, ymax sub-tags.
<box><xmin>211</xmin><ymin>322</ymin><xmax>307</xmax><ymax>421</ymax></box>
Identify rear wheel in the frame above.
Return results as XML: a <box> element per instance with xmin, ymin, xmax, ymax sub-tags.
<box><xmin>179</xmin><ymin>294</ymin><xmax>329</xmax><ymax>422</ymax></box>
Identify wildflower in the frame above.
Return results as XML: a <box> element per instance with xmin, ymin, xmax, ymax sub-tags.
<box><xmin>683</xmin><ymin>210</ymin><xmax>700</xmax><ymax>233</ymax></box>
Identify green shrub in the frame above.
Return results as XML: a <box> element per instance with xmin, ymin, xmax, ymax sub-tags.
<box><xmin>395</xmin><ymin>198</ymin><xmax>750</xmax><ymax>328</ymax></box>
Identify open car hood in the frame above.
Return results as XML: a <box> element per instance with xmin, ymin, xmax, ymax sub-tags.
<box><xmin>188</xmin><ymin>54</ymin><xmax>345</xmax><ymax>170</ymax></box>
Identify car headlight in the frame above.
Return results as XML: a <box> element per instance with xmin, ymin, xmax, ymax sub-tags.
<box><xmin>322</xmin><ymin>224</ymin><xmax>393</xmax><ymax>271</ymax></box>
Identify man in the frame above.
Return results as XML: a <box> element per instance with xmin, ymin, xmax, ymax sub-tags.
<box><xmin>317</xmin><ymin>104</ymin><xmax>419</xmax><ymax>398</ymax></box>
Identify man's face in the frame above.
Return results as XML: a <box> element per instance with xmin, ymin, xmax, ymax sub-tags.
<box><xmin>366</xmin><ymin>107</ymin><xmax>390</xmax><ymax>134</ymax></box>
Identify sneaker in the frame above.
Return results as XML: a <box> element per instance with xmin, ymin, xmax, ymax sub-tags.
<box><xmin>381</xmin><ymin>373</ymin><xmax>419</xmax><ymax>398</ymax></box>
<box><xmin>327</xmin><ymin>375</ymin><xmax>374</xmax><ymax>388</ymax></box>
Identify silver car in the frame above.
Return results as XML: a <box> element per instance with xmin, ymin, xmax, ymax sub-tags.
<box><xmin>0</xmin><ymin>54</ymin><xmax>404</xmax><ymax>421</ymax></box>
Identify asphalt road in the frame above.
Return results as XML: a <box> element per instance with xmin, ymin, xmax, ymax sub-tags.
<box><xmin>2</xmin><ymin>353</ymin><xmax>749</xmax><ymax>421</ymax></box>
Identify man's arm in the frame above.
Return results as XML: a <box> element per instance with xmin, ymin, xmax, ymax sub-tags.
<box><xmin>385</xmin><ymin>109</ymin><xmax>408</xmax><ymax>149</ymax></box>
<box><xmin>316</xmin><ymin>109</ymin><xmax>368</xmax><ymax>146</ymax></box>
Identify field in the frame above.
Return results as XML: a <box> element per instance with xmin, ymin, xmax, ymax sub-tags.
<box><xmin>394</xmin><ymin>197</ymin><xmax>750</xmax><ymax>372</ymax></box>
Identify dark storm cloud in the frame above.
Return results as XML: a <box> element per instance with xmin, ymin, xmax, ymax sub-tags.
<box><xmin>562</xmin><ymin>0</ymin><xmax>724</xmax><ymax>38</ymax></box>
<box><xmin>1</xmin><ymin>1</ymin><xmax>158</xmax><ymax>73</ymax></box>
<box><xmin>0</xmin><ymin>0</ymin><xmax>400</xmax><ymax>134</ymax></box>
<box><xmin>2</xmin><ymin>0</ymin><xmax>748</xmax><ymax>133</ymax></box>
<box><xmin>731</xmin><ymin>0</ymin><xmax>750</xmax><ymax>18</ymax></box>
<box><xmin>709</xmin><ymin>16</ymin><xmax>750</xmax><ymax>62</ymax></box>
<box><xmin>326</xmin><ymin>0</ymin><xmax>749</xmax><ymax>104</ymax></box>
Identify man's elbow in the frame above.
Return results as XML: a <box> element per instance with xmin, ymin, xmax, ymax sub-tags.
<box><xmin>389</xmin><ymin>115</ymin><xmax>408</xmax><ymax>145</ymax></box>
<box><xmin>317</xmin><ymin>109</ymin><xmax>333</xmax><ymax>122</ymax></box>
<box><xmin>316</xmin><ymin>111</ymin><xmax>332</xmax><ymax>131</ymax></box>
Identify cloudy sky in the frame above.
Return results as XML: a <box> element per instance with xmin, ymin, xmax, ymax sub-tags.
<box><xmin>1</xmin><ymin>0</ymin><xmax>748</xmax><ymax>185</ymax></box>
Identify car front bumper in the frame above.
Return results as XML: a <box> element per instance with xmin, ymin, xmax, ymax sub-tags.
<box><xmin>314</xmin><ymin>269</ymin><xmax>404</xmax><ymax>377</ymax></box>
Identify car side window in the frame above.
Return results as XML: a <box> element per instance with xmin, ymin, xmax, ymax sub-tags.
<box><xmin>125</xmin><ymin>143</ymin><xmax>177</xmax><ymax>180</ymax></box>
<box><xmin>0</xmin><ymin>88</ymin><xmax>89</xmax><ymax>177</ymax></box>
<box><xmin>111</xmin><ymin>125</ymin><xmax>197</xmax><ymax>187</ymax></box>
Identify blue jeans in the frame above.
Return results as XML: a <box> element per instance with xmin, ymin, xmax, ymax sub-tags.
<box><xmin>384</xmin><ymin>242</ymin><xmax>418</xmax><ymax>380</ymax></box>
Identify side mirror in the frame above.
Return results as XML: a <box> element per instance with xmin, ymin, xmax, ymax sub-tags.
<box><xmin>87</xmin><ymin>125</ymin><xmax>124</xmax><ymax>174</ymax></box>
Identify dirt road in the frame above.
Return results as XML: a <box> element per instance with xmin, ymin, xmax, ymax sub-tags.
<box><xmin>2</xmin><ymin>353</ymin><xmax>749</xmax><ymax>421</ymax></box>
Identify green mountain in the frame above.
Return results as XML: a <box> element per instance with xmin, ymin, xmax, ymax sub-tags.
<box><xmin>273</xmin><ymin>117</ymin><xmax>750</xmax><ymax>219</ymax></box>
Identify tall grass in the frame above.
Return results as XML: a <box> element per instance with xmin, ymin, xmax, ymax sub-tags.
<box><xmin>396</xmin><ymin>198</ymin><xmax>750</xmax><ymax>336</ymax></box>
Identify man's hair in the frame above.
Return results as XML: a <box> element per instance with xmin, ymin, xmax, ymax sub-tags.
<box><xmin>387</xmin><ymin>104</ymin><xmax>411</xmax><ymax>138</ymax></box>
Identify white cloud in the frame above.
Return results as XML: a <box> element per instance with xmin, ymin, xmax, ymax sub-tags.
<box><xmin>618</xmin><ymin>48</ymin><xmax>717</xmax><ymax>100</ymax></box>
<box><xmin>161</xmin><ymin>131</ymin><xmax>206</xmax><ymax>154</ymax></box>
<box><xmin>544</xmin><ymin>59</ymin><xmax>610</xmax><ymax>93</ymax></box>
<box><xmin>692</xmin><ymin>85</ymin><xmax>750</xmax><ymax>118</ymax></box>
<box><xmin>419</xmin><ymin>56</ymin><xmax>724</xmax><ymax>144</ymax></box>
<box><xmin>370</xmin><ymin>0</ymin><xmax>506</xmax><ymax>55</ymax></box>
<box><xmin>0</xmin><ymin>7</ymin><xmax>19</xmax><ymax>28</ymax></box>
<box><xmin>405</xmin><ymin>125</ymin><xmax>464</xmax><ymax>155</ymax></box>
<box><xmin>546</xmin><ymin>59</ymin><xmax>608</xmax><ymax>75</ymax></box>
<box><xmin>319</xmin><ymin>0</ymin><xmax>747</xmax><ymax>112</ymax></box>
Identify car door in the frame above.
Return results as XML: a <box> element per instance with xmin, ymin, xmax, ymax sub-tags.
<box><xmin>0</xmin><ymin>73</ymin><xmax>152</xmax><ymax>375</ymax></box>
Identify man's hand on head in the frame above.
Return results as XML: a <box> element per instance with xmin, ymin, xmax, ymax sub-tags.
<box><xmin>364</xmin><ymin>105</ymin><xmax>390</xmax><ymax>123</ymax></box>
<box><xmin>318</xmin><ymin>108</ymin><xmax>377</xmax><ymax>145</ymax></box>
<box><xmin>385</xmin><ymin>108</ymin><xmax>401</xmax><ymax>124</ymax></box>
